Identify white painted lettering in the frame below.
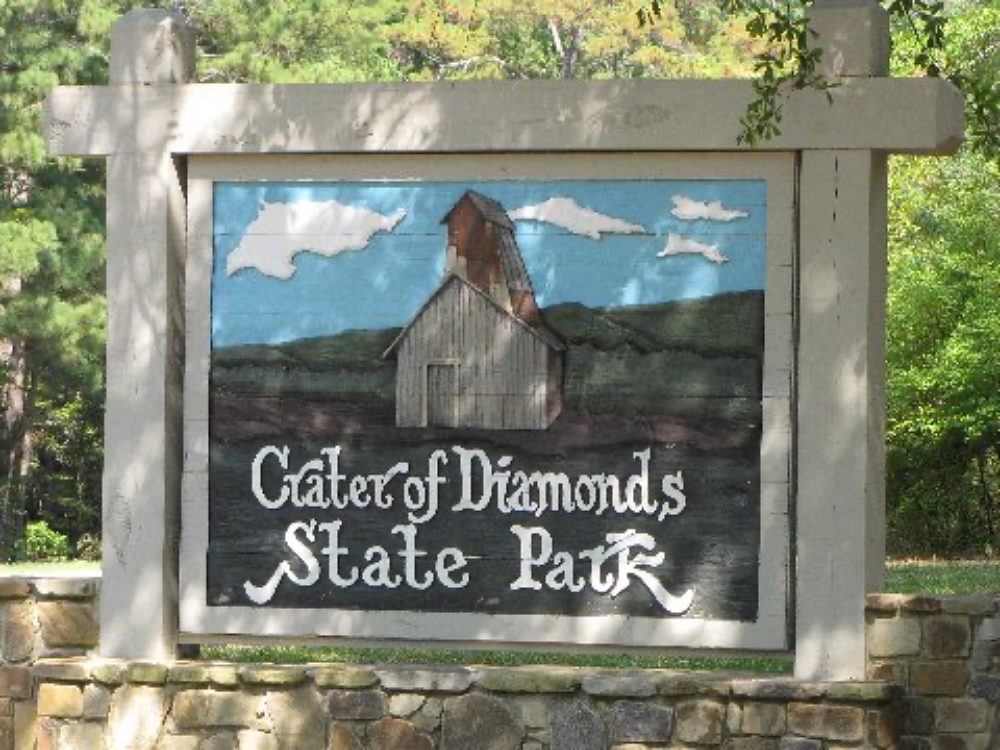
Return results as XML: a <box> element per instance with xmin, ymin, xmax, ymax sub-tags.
<box><xmin>392</xmin><ymin>524</ymin><xmax>433</xmax><ymax>590</ymax></box>
<box><xmin>531</xmin><ymin>472</ymin><xmax>573</xmax><ymax>514</ymax></box>
<box><xmin>284</xmin><ymin>520</ymin><xmax>321</xmax><ymax>586</ymax></box>
<box><xmin>573</xmin><ymin>475</ymin><xmax>599</xmax><ymax>514</ymax></box>
<box><xmin>545</xmin><ymin>551</ymin><xmax>585</xmax><ymax>592</ymax></box>
<box><xmin>371</xmin><ymin>461</ymin><xmax>408</xmax><ymax>509</ymax></box>
<box><xmin>436</xmin><ymin>547</ymin><xmax>469</xmax><ymax>588</ymax></box>
<box><xmin>625</xmin><ymin>449</ymin><xmax>650</xmax><ymax>514</ymax></box>
<box><xmin>451</xmin><ymin>447</ymin><xmax>492</xmax><ymax>511</ymax></box>
<box><xmin>296</xmin><ymin>458</ymin><xmax>329</xmax><ymax>508</ymax></box>
<box><xmin>251</xmin><ymin>445</ymin><xmax>290</xmax><ymax>509</ymax></box>
<box><xmin>318</xmin><ymin>520</ymin><xmax>358</xmax><ymax>587</ymax></box>
<box><xmin>509</xmin><ymin>525</ymin><xmax>552</xmax><ymax>591</ymax></box>
<box><xmin>320</xmin><ymin>447</ymin><xmax>348</xmax><ymax>509</ymax></box>
<box><xmin>659</xmin><ymin>471</ymin><xmax>686</xmax><ymax>519</ymax></box>
<box><xmin>349</xmin><ymin>474</ymin><xmax>370</xmax><ymax>508</ymax></box>
<box><xmin>361</xmin><ymin>545</ymin><xmax>401</xmax><ymax>588</ymax></box>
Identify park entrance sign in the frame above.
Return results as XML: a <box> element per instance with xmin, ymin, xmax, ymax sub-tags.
<box><xmin>189</xmin><ymin>155</ymin><xmax>792</xmax><ymax>651</ymax></box>
<box><xmin>45</xmin><ymin>2</ymin><xmax>963</xmax><ymax>679</ymax></box>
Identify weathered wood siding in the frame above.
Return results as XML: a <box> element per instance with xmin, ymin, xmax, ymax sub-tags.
<box><xmin>426</xmin><ymin>363</ymin><xmax>458</xmax><ymax>427</ymax></box>
<box><xmin>396</xmin><ymin>280</ymin><xmax>560</xmax><ymax>430</ymax></box>
<box><xmin>546</xmin><ymin>353</ymin><xmax>564</xmax><ymax>425</ymax></box>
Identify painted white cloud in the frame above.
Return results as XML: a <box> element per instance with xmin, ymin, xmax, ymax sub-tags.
<box><xmin>508</xmin><ymin>197</ymin><xmax>646</xmax><ymax>240</ymax></box>
<box><xmin>227</xmin><ymin>200</ymin><xmax>407</xmax><ymax>280</ymax></box>
<box><xmin>671</xmin><ymin>195</ymin><xmax>748</xmax><ymax>222</ymax></box>
<box><xmin>657</xmin><ymin>233</ymin><xmax>729</xmax><ymax>265</ymax></box>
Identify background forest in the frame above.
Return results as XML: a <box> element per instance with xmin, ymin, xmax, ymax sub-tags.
<box><xmin>1</xmin><ymin>0</ymin><xmax>998</xmax><ymax>561</ymax></box>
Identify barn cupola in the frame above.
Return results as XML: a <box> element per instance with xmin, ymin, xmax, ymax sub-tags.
<box><xmin>441</xmin><ymin>191</ymin><xmax>542</xmax><ymax>327</ymax></box>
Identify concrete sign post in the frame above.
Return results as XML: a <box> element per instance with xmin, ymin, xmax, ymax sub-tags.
<box><xmin>45</xmin><ymin>2</ymin><xmax>963</xmax><ymax>678</ymax></box>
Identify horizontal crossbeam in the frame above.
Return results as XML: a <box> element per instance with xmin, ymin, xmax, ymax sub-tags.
<box><xmin>46</xmin><ymin>78</ymin><xmax>963</xmax><ymax>157</ymax></box>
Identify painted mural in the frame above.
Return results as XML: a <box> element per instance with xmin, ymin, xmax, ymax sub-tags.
<box><xmin>209</xmin><ymin>179</ymin><xmax>767</xmax><ymax>621</ymax></box>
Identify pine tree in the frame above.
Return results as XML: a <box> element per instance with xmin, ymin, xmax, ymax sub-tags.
<box><xmin>0</xmin><ymin>0</ymin><xmax>121</xmax><ymax>557</ymax></box>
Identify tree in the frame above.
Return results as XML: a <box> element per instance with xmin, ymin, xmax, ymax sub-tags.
<box><xmin>886</xmin><ymin>150</ymin><xmax>1000</xmax><ymax>554</ymax></box>
<box><xmin>0</xmin><ymin>0</ymin><xmax>121</xmax><ymax>558</ymax></box>
<box><xmin>385</xmin><ymin>0</ymin><xmax>759</xmax><ymax>81</ymax></box>
<box><xmin>2</xmin><ymin>0</ymin><xmax>992</xmax><ymax>562</ymax></box>
<box><xmin>665</xmin><ymin>0</ymin><xmax>1000</xmax><ymax>150</ymax></box>
<box><xmin>884</xmin><ymin>0</ymin><xmax>1000</xmax><ymax>555</ymax></box>
<box><xmin>190</xmin><ymin>0</ymin><xmax>405</xmax><ymax>83</ymax></box>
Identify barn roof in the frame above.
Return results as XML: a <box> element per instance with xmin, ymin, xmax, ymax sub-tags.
<box><xmin>382</xmin><ymin>273</ymin><xmax>566</xmax><ymax>359</ymax></box>
<box><xmin>441</xmin><ymin>190</ymin><xmax>515</xmax><ymax>231</ymax></box>
<box><xmin>442</xmin><ymin>190</ymin><xmax>534</xmax><ymax>299</ymax></box>
<box><xmin>497</xmin><ymin>228</ymin><xmax>534</xmax><ymax>296</ymax></box>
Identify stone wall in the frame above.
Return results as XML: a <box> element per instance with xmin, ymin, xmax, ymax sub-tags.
<box><xmin>865</xmin><ymin>593</ymin><xmax>1000</xmax><ymax>747</ymax></box>
<box><xmin>24</xmin><ymin>661</ymin><xmax>897</xmax><ymax>750</ymax></box>
<box><xmin>1</xmin><ymin>578</ymin><xmax>98</xmax><ymax>750</ymax></box>
<box><xmin>0</xmin><ymin>579</ymin><xmax>100</xmax><ymax>666</ymax></box>
<box><xmin>1</xmin><ymin>579</ymin><xmax>999</xmax><ymax>749</ymax></box>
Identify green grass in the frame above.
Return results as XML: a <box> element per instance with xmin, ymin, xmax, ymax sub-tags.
<box><xmin>199</xmin><ymin>644</ymin><xmax>791</xmax><ymax>673</ymax></box>
<box><xmin>0</xmin><ymin>560</ymin><xmax>99</xmax><ymax>576</ymax></box>
<box><xmin>886</xmin><ymin>558</ymin><xmax>1000</xmax><ymax>595</ymax></box>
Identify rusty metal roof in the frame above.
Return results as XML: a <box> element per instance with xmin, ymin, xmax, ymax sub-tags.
<box><xmin>441</xmin><ymin>190</ymin><xmax>515</xmax><ymax>231</ymax></box>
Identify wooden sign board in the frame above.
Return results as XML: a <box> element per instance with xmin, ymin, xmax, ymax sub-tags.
<box><xmin>180</xmin><ymin>153</ymin><xmax>793</xmax><ymax>651</ymax></box>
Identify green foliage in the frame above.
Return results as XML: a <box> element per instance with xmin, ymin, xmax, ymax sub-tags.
<box><xmin>0</xmin><ymin>216</ymin><xmax>54</xmax><ymax>281</ymax></box>
<box><xmin>383</xmin><ymin>0</ymin><xmax>757</xmax><ymax>82</ymax></box>
<box><xmin>1</xmin><ymin>0</ymin><xmax>994</xmax><ymax>564</ymax></box>
<box><xmin>891</xmin><ymin>0</ymin><xmax>1000</xmax><ymax>154</ymax></box>
<box><xmin>0</xmin><ymin>0</ymin><xmax>134</xmax><ymax>559</ymax></box>
<box><xmin>667</xmin><ymin>0</ymin><xmax>1000</xmax><ymax>150</ymax></box>
<box><xmin>19</xmin><ymin>520</ymin><xmax>69</xmax><ymax>562</ymax></box>
<box><xmin>884</xmin><ymin>1</ymin><xmax>1000</xmax><ymax>556</ymax></box>
<box><xmin>191</xmin><ymin>0</ymin><xmax>405</xmax><ymax>83</ymax></box>
<box><xmin>886</xmin><ymin>150</ymin><xmax>1000</xmax><ymax>554</ymax></box>
<box><xmin>190</xmin><ymin>0</ymin><xmax>760</xmax><ymax>85</ymax></box>
<box><xmin>30</xmin><ymin>391</ymin><xmax>104</xmax><ymax>537</ymax></box>
<box><xmin>717</xmin><ymin>0</ymin><xmax>831</xmax><ymax>145</ymax></box>
<box><xmin>75</xmin><ymin>533</ymin><xmax>101</xmax><ymax>561</ymax></box>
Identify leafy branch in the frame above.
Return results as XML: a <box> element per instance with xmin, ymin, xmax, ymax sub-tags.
<box><xmin>640</xmin><ymin>0</ymin><xmax>1000</xmax><ymax>153</ymax></box>
<box><xmin>726</xmin><ymin>0</ymin><xmax>832</xmax><ymax>146</ymax></box>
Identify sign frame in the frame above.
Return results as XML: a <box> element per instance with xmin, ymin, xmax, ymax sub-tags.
<box><xmin>179</xmin><ymin>151</ymin><xmax>794</xmax><ymax>652</ymax></box>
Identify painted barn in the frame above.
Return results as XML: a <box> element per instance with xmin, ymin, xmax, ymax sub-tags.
<box><xmin>384</xmin><ymin>191</ymin><xmax>565</xmax><ymax>430</ymax></box>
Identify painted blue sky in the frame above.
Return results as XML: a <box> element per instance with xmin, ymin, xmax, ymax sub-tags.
<box><xmin>212</xmin><ymin>180</ymin><xmax>767</xmax><ymax>348</ymax></box>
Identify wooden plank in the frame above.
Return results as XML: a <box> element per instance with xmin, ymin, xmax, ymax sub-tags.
<box><xmin>206</xmin><ymin>434</ymin><xmax>761</xmax><ymax>619</ymax></box>
<box><xmin>184</xmin><ymin>153</ymin><xmax>793</xmax><ymax>652</ymax></box>
<box><xmin>47</xmin><ymin>78</ymin><xmax>963</xmax><ymax>157</ymax></box>
<box><xmin>101</xmin><ymin>10</ymin><xmax>194</xmax><ymax>662</ymax></box>
<box><xmin>796</xmin><ymin>150</ymin><xmax>887</xmax><ymax>680</ymax></box>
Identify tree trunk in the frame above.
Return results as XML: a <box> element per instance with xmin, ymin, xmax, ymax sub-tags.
<box><xmin>562</xmin><ymin>25</ymin><xmax>583</xmax><ymax>80</ymax></box>
<box><xmin>547</xmin><ymin>18</ymin><xmax>581</xmax><ymax>80</ymax></box>
<box><xmin>977</xmin><ymin>449</ymin><xmax>995</xmax><ymax>538</ymax></box>
<box><xmin>1</xmin><ymin>338</ymin><xmax>32</xmax><ymax>558</ymax></box>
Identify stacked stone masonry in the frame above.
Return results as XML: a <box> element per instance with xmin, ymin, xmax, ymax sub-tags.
<box><xmin>1</xmin><ymin>578</ymin><xmax>98</xmax><ymax>750</ymax></box>
<box><xmin>15</xmin><ymin>661</ymin><xmax>902</xmax><ymax>750</ymax></box>
<box><xmin>1</xmin><ymin>580</ymin><xmax>998</xmax><ymax>749</ymax></box>
<box><xmin>866</xmin><ymin>593</ymin><xmax>1000</xmax><ymax>749</ymax></box>
<box><xmin>0</xmin><ymin>579</ymin><xmax>99</xmax><ymax>667</ymax></box>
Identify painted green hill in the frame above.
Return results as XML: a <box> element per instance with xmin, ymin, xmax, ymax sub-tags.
<box><xmin>211</xmin><ymin>291</ymin><xmax>764</xmax><ymax>421</ymax></box>
<box><xmin>543</xmin><ymin>290</ymin><xmax>763</xmax><ymax>357</ymax></box>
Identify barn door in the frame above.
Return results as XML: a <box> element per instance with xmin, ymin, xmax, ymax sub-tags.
<box><xmin>426</xmin><ymin>363</ymin><xmax>458</xmax><ymax>428</ymax></box>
